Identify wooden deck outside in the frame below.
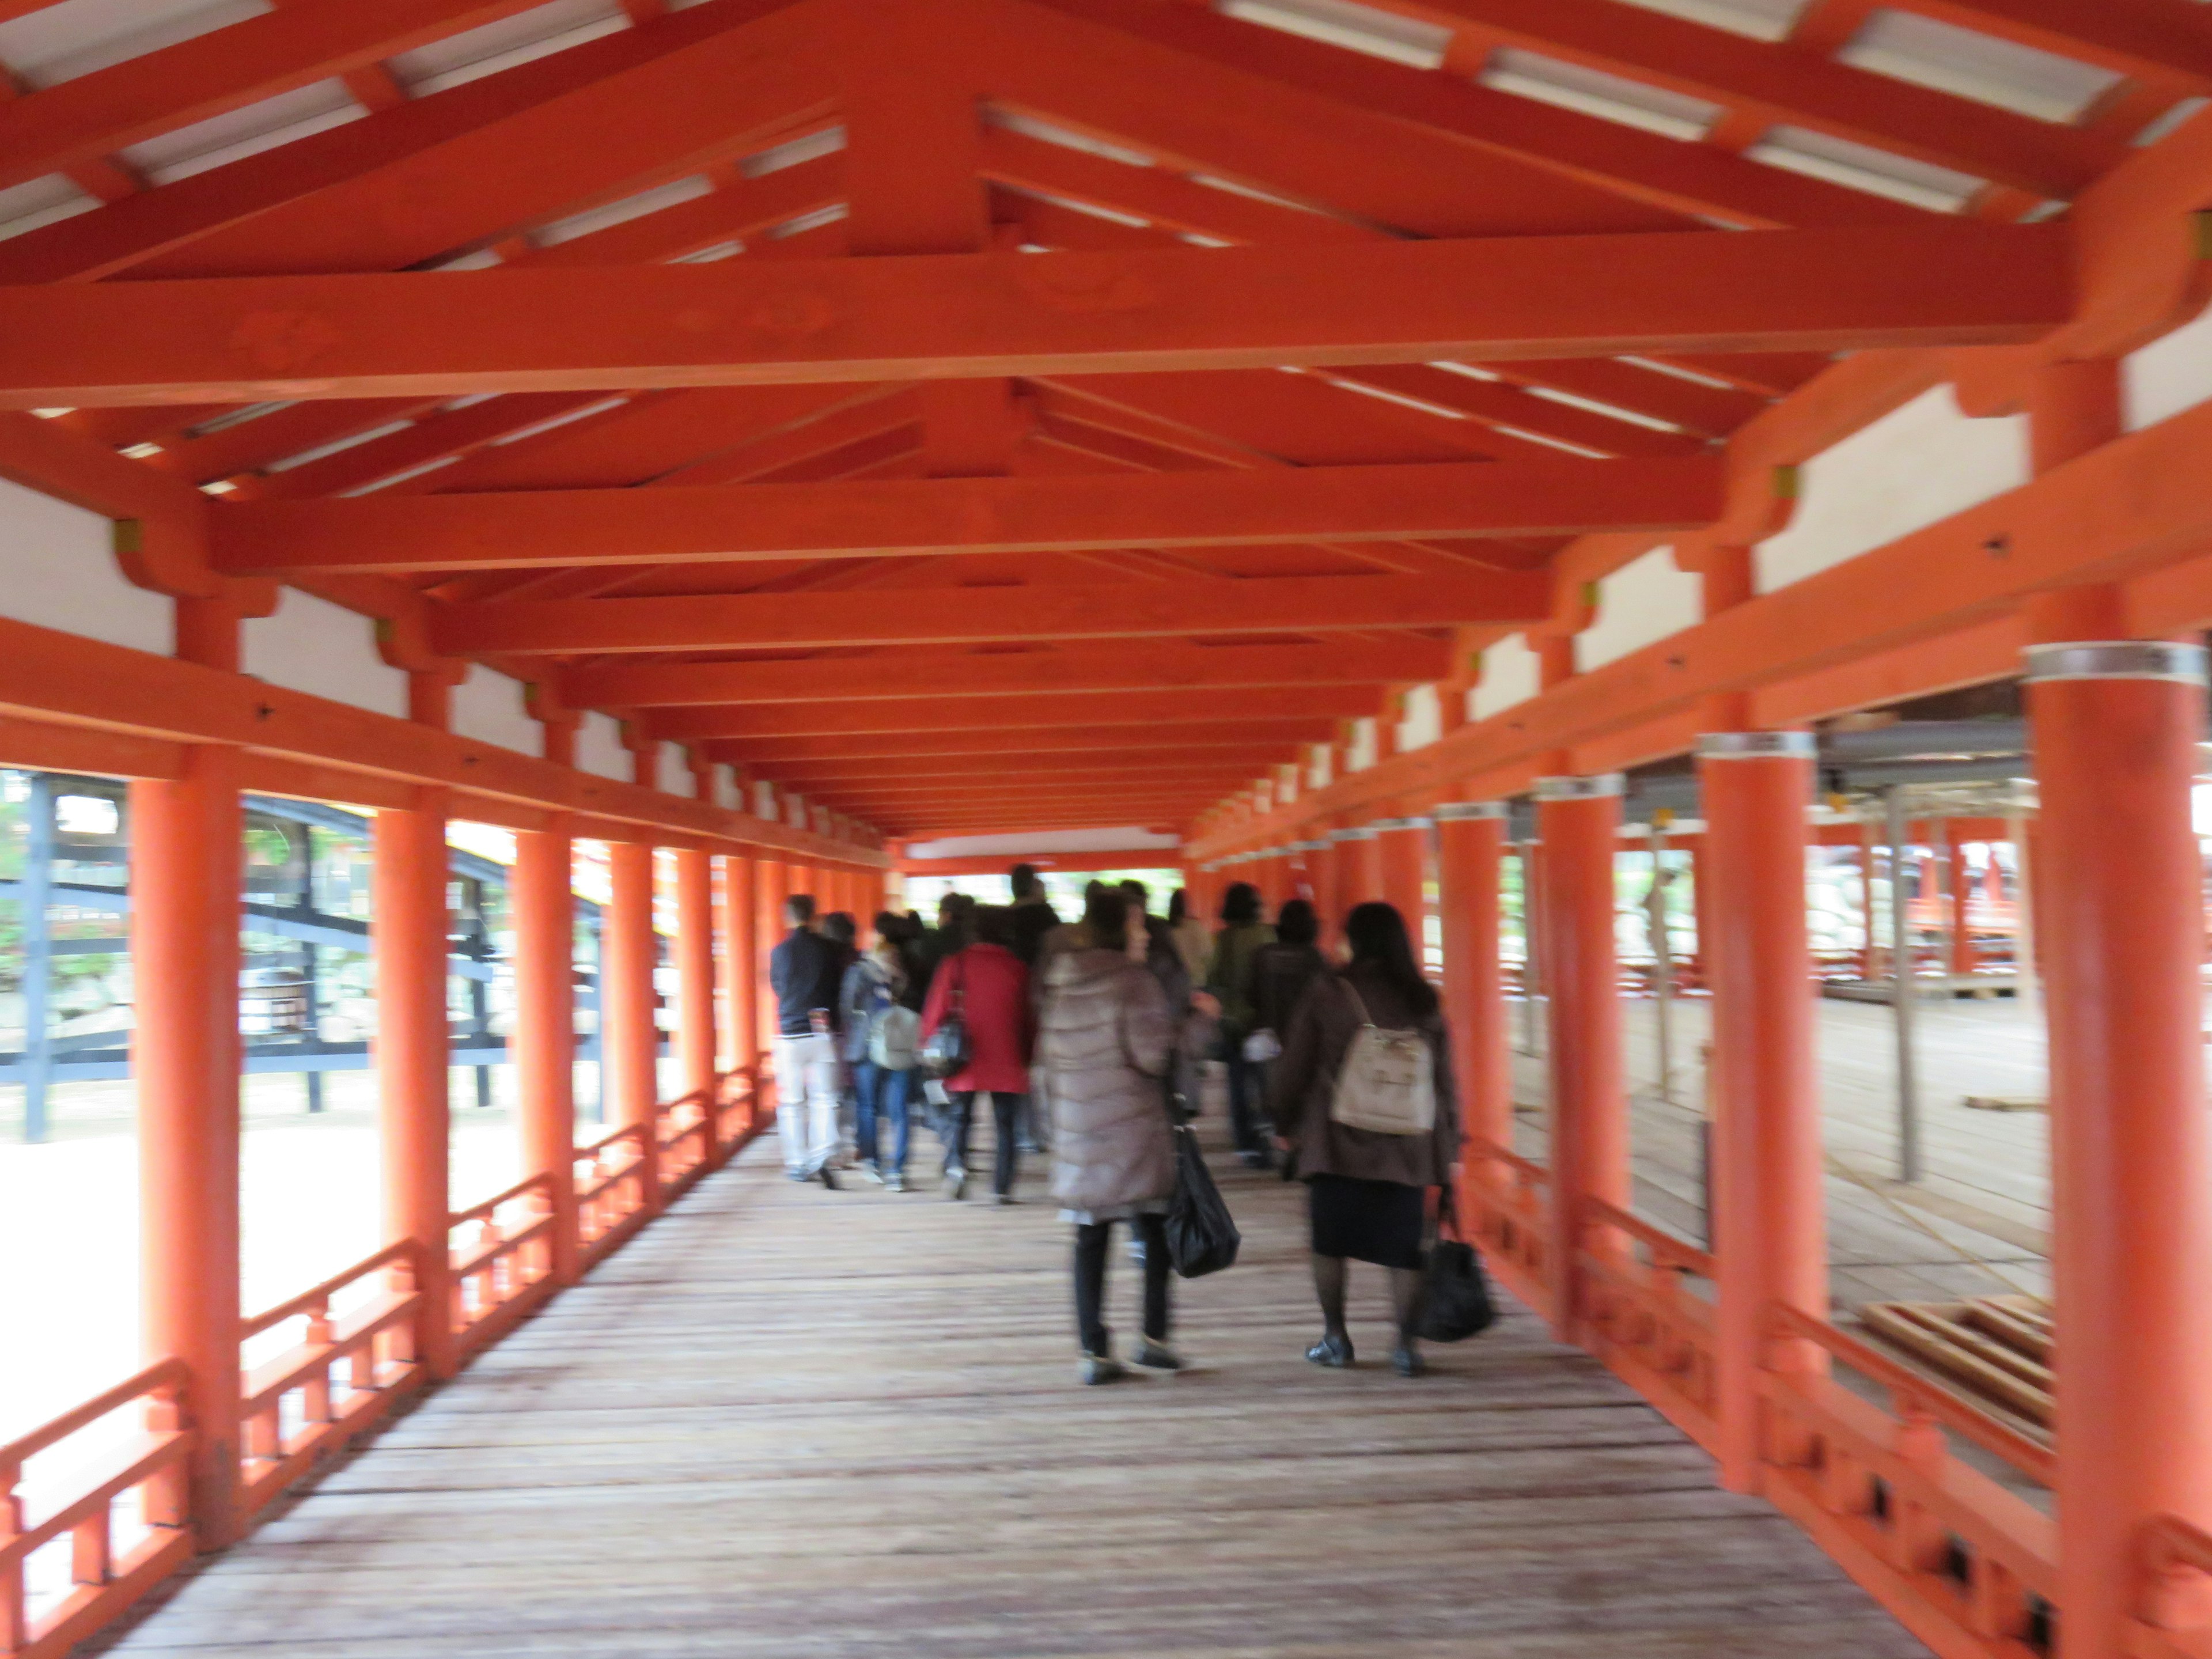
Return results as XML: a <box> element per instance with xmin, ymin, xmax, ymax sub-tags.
<box><xmin>99</xmin><ymin>1123</ymin><xmax>1930</xmax><ymax>1659</ymax></box>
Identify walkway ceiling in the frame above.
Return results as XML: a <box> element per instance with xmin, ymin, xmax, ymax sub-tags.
<box><xmin>0</xmin><ymin>0</ymin><xmax>2196</xmax><ymax>840</ymax></box>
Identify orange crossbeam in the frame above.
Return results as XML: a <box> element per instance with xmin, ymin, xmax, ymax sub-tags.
<box><xmin>562</xmin><ymin>638</ymin><xmax>1453</xmax><ymax>707</ymax></box>
<box><xmin>426</xmin><ymin>571</ymin><xmax>1547</xmax><ymax>655</ymax></box>
<box><xmin>649</xmin><ymin>685</ymin><xmax>1372</xmax><ymax>741</ymax></box>
<box><xmin>709</xmin><ymin>724</ymin><xmax>1328</xmax><ymax>763</ymax></box>
<box><xmin>206</xmin><ymin>457</ymin><xmax>1722</xmax><ymax>575</ymax></box>
<box><xmin>0</xmin><ymin>225</ymin><xmax>2069</xmax><ymax>408</ymax></box>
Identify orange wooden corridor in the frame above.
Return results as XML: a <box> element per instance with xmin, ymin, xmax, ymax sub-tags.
<box><xmin>6</xmin><ymin>1</ymin><xmax>2212</xmax><ymax>1657</ymax></box>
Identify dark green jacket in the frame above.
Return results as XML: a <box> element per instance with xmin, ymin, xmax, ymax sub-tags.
<box><xmin>1205</xmin><ymin>922</ymin><xmax>1277</xmax><ymax>1031</ymax></box>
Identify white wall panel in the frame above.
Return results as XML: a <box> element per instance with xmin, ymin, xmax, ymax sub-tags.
<box><xmin>657</xmin><ymin>741</ymin><xmax>694</xmax><ymax>797</ymax></box>
<box><xmin>575</xmin><ymin>711</ymin><xmax>627</xmax><ymax>781</ymax></box>
<box><xmin>2126</xmin><ymin>304</ymin><xmax>2212</xmax><ymax>433</ymax></box>
<box><xmin>243</xmin><ymin>588</ymin><xmax>407</xmax><ymax>718</ymax></box>
<box><xmin>0</xmin><ymin>478</ymin><xmax>171</xmax><ymax>652</ymax></box>
<box><xmin>1346</xmin><ymin>717</ymin><xmax>1378</xmax><ymax>772</ymax></box>
<box><xmin>1394</xmin><ymin>683</ymin><xmax>1442</xmax><ymax>752</ymax></box>
<box><xmin>1471</xmin><ymin>633</ymin><xmax>1541</xmax><ymax>721</ymax></box>
<box><xmin>1756</xmin><ymin>387</ymin><xmax>2027</xmax><ymax>593</ymax></box>
<box><xmin>1574</xmin><ymin>545</ymin><xmax>1702</xmax><ymax>671</ymax></box>
<box><xmin>450</xmin><ymin>664</ymin><xmax>537</xmax><ymax>755</ymax></box>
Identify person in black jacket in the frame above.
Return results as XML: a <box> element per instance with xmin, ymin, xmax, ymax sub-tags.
<box><xmin>1249</xmin><ymin>899</ymin><xmax>1330</xmax><ymax>1039</ymax></box>
<box><xmin>768</xmin><ymin>893</ymin><xmax>847</xmax><ymax>1189</ymax></box>
<box><xmin>1007</xmin><ymin>863</ymin><xmax>1060</xmax><ymax>968</ymax></box>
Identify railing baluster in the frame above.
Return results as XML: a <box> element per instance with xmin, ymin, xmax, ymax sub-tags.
<box><xmin>3</xmin><ymin>1460</ymin><xmax>26</xmax><ymax>1654</ymax></box>
<box><xmin>69</xmin><ymin>1507</ymin><xmax>112</xmax><ymax>1589</ymax></box>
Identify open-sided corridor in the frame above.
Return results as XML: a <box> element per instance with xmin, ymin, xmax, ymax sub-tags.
<box><xmin>101</xmin><ymin>1128</ymin><xmax>1926</xmax><ymax>1659</ymax></box>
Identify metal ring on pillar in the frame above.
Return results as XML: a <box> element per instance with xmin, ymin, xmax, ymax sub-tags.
<box><xmin>1533</xmin><ymin>774</ymin><xmax>1626</xmax><ymax>801</ymax></box>
<box><xmin>1696</xmin><ymin>731</ymin><xmax>1818</xmax><ymax>760</ymax></box>
<box><xmin>1369</xmin><ymin>816</ymin><xmax>1434</xmax><ymax>832</ymax></box>
<box><xmin>1435</xmin><ymin>801</ymin><xmax>1508</xmax><ymax>821</ymax></box>
<box><xmin>2024</xmin><ymin>641</ymin><xmax>2210</xmax><ymax>685</ymax></box>
<box><xmin>1331</xmin><ymin>826</ymin><xmax>1378</xmax><ymax>842</ymax></box>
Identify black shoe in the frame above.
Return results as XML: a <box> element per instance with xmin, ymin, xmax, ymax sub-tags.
<box><xmin>1306</xmin><ymin>1332</ymin><xmax>1354</xmax><ymax>1369</ymax></box>
<box><xmin>1392</xmin><ymin>1343</ymin><xmax>1426</xmax><ymax>1378</ymax></box>
<box><xmin>816</xmin><ymin>1165</ymin><xmax>839</xmax><ymax>1191</ymax></box>
<box><xmin>1130</xmin><ymin>1338</ymin><xmax>1186</xmax><ymax>1373</ymax></box>
<box><xmin>1081</xmin><ymin>1351</ymin><xmax>1126</xmax><ymax>1386</ymax></box>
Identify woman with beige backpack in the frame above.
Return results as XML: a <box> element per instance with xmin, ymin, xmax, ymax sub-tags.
<box><xmin>1266</xmin><ymin>902</ymin><xmax>1460</xmax><ymax>1377</ymax></box>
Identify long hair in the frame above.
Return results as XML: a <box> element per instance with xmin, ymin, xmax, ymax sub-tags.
<box><xmin>1167</xmin><ymin>889</ymin><xmax>1189</xmax><ymax>925</ymax></box>
<box><xmin>1219</xmin><ymin>880</ymin><xmax>1262</xmax><ymax>926</ymax></box>
<box><xmin>1343</xmin><ymin>902</ymin><xmax>1435</xmax><ymax>1017</ymax></box>
<box><xmin>1082</xmin><ymin>884</ymin><xmax>1127</xmax><ymax>952</ymax></box>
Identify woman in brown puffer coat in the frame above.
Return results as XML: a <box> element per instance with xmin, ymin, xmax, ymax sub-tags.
<box><xmin>1039</xmin><ymin>886</ymin><xmax>1181</xmax><ymax>1385</ymax></box>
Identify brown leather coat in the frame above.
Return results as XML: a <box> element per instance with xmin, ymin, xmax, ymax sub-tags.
<box><xmin>1266</xmin><ymin>963</ymin><xmax>1460</xmax><ymax>1189</ymax></box>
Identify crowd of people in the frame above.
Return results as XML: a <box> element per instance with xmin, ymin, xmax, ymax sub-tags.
<box><xmin>766</xmin><ymin>863</ymin><xmax>1460</xmax><ymax>1383</ymax></box>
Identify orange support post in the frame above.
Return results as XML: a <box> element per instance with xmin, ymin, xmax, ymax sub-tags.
<box><xmin>721</xmin><ymin>854</ymin><xmax>758</xmax><ymax>1079</ymax></box>
<box><xmin>2030</xmin><ymin>641</ymin><xmax>2212</xmax><ymax>1659</ymax></box>
<box><xmin>1309</xmin><ymin>836</ymin><xmax>1342</xmax><ymax>950</ymax></box>
<box><xmin>756</xmin><ymin>859</ymin><xmax>788</xmax><ymax>1051</ymax></box>
<box><xmin>1375</xmin><ymin>817</ymin><xmax>1430</xmax><ymax>945</ymax></box>
<box><xmin>1437</xmin><ymin>802</ymin><xmax>1510</xmax><ymax>1226</ymax></box>
<box><xmin>604</xmin><ymin>842</ymin><xmax>662</xmax><ymax>1209</ymax></box>
<box><xmin>1536</xmin><ymin>774</ymin><xmax>1628</xmax><ymax>1344</ymax></box>
<box><xmin>1352</xmin><ymin>825</ymin><xmax>1386</xmax><ymax>909</ymax></box>
<box><xmin>132</xmin><ymin>745</ymin><xmax>245</xmax><ymax>1548</ymax></box>
<box><xmin>675</xmin><ymin>849</ymin><xmax>715</xmax><ymax>1103</ymax></box>
<box><xmin>514</xmin><ymin>820</ymin><xmax>578</xmax><ymax>1286</ymax></box>
<box><xmin>374</xmin><ymin>790</ymin><xmax>456</xmax><ymax>1380</ymax></box>
<box><xmin>1699</xmin><ymin>733</ymin><xmax>1828</xmax><ymax>1494</ymax></box>
<box><xmin>1945</xmin><ymin>825</ymin><xmax>1974</xmax><ymax>978</ymax></box>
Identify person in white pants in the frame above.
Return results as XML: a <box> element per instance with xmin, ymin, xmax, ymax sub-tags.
<box><xmin>775</xmin><ymin>1032</ymin><xmax>843</xmax><ymax>1181</ymax></box>
<box><xmin>767</xmin><ymin>892</ymin><xmax>851</xmax><ymax>1189</ymax></box>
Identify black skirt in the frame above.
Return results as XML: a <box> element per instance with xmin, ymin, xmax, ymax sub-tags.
<box><xmin>1308</xmin><ymin>1173</ymin><xmax>1425</xmax><ymax>1270</ymax></box>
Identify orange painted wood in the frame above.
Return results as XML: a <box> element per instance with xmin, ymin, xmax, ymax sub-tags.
<box><xmin>428</xmin><ymin>572</ymin><xmax>1550</xmax><ymax>656</ymax></box>
<box><xmin>652</xmin><ymin>686</ymin><xmax>1384</xmax><ymax>741</ymax></box>
<box><xmin>563</xmin><ymin>639</ymin><xmax>1455</xmax><ymax>709</ymax></box>
<box><xmin>514</xmin><ymin>821</ymin><xmax>581</xmax><ymax>1287</ymax></box>
<box><xmin>0</xmin><ymin>225</ymin><xmax>2070</xmax><ymax>407</ymax></box>
<box><xmin>206</xmin><ymin>457</ymin><xmax>1724</xmax><ymax>574</ymax></box>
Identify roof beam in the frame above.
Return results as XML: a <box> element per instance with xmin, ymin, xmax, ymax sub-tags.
<box><xmin>562</xmin><ymin>638</ymin><xmax>1453</xmax><ymax>706</ymax></box>
<box><xmin>650</xmin><ymin>685</ymin><xmax>1373</xmax><ymax>740</ymax></box>
<box><xmin>205</xmin><ymin>457</ymin><xmax>1724</xmax><ymax>576</ymax></box>
<box><xmin>710</xmin><ymin>724</ymin><xmax>1327</xmax><ymax>762</ymax></box>
<box><xmin>425</xmin><ymin>570</ymin><xmax>1550</xmax><ymax>655</ymax></box>
<box><xmin>0</xmin><ymin>224</ymin><xmax>2070</xmax><ymax>408</ymax></box>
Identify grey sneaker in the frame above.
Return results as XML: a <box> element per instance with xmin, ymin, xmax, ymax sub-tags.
<box><xmin>994</xmin><ymin>1192</ymin><xmax>1020</xmax><ymax>1207</ymax></box>
<box><xmin>1080</xmin><ymin>1352</ymin><xmax>1126</xmax><ymax>1386</ymax></box>
<box><xmin>858</xmin><ymin>1161</ymin><xmax>885</xmax><ymax>1186</ymax></box>
<box><xmin>1130</xmin><ymin>1338</ymin><xmax>1185</xmax><ymax>1373</ymax></box>
<box><xmin>884</xmin><ymin>1170</ymin><xmax>907</xmax><ymax>1193</ymax></box>
<box><xmin>945</xmin><ymin>1165</ymin><xmax>968</xmax><ymax>1201</ymax></box>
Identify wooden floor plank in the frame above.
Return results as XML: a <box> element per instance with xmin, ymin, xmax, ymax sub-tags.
<box><xmin>100</xmin><ymin>1125</ymin><xmax>1931</xmax><ymax>1659</ymax></box>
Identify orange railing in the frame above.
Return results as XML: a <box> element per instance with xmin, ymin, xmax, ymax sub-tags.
<box><xmin>237</xmin><ymin>1241</ymin><xmax>424</xmax><ymax>1518</ymax></box>
<box><xmin>448</xmin><ymin>1175</ymin><xmax>559</xmax><ymax>1361</ymax></box>
<box><xmin>1578</xmin><ymin>1196</ymin><xmax>1718</xmax><ymax>1453</ymax></box>
<box><xmin>4</xmin><ymin>1060</ymin><xmax>774</xmax><ymax>1659</ymax></box>
<box><xmin>2134</xmin><ymin>1517</ymin><xmax>2212</xmax><ymax>1658</ymax></box>
<box><xmin>1460</xmin><ymin>1135</ymin><xmax>1551</xmax><ymax>1318</ymax></box>
<box><xmin>1758</xmin><ymin>1302</ymin><xmax>2056</xmax><ymax>1657</ymax></box>
<box><xmin>1</xmin><ymin>1360</ymin><xmax>194</xmax><ymax>1659</ymax></box>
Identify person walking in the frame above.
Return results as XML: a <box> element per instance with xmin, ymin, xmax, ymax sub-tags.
<box><xmin>1267</xmin><ymin>901</ymin><xmax>1460</xmax><ymax>1378</ymax></box>
<box><xmin>768</xmin><ymin>894</ymin><xmax>847</xmax><ymax>1189</ymax></box>
<box><xmin>1205</xmin><ymin>881</ymin><xmax>1278</xmax><ymax>1168</ymax></box>
<box><xmin>1007</xmin><ymin>863</ymin><xmax>1060</xmax><ymax>967</ymax></box>
<box><xmin>919</xmin><ymin>904</ymin><xmax>1037</xmax><ymax>1203</ymax></box>
<box><xmin>1248</xmin><ymin>898</ymin><xmax>1329</xmax><ymax>1050</ymax></box>
<box><xmin>840</xmin><ymin>920</ymin><xmax>919</xmax><ymax>1190</ymax></box>
<box><xmin>1166</xmin><ymin>888</ymin><xmax>1211</xmax><ymax>984</ymax></box>
<box><xmin>1039</xmin><ymin>886</ymin><xmax>1183</xmax><ymax>1384</ymax></box>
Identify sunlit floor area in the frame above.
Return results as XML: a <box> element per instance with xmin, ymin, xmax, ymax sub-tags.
<box><xmin>92</xmin><ymin>1121</ymin><xmax>1928</xmax><ymax>1659</ymax></box>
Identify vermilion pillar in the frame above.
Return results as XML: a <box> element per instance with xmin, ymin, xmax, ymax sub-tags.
<box><xmin>133</xmin><ymin>745</ymin><xmax>245</xmax><ymax>1547</ymax></box>
<box><xmin>756</xmin><ymin>859</ymin><xmax>789</xmax><ymax>1048</ymax></box>
<box><xmin>604</xmin><ymin>842</ymin><xmax>662</xmax><ymax>1206</ymax></box>
<box><xmin>1437</xmin><ymin>802</ymin><xmax>1510</xmax><ymax>1221</ymax></box>
<box><xmin>720</xmin><ymin>854</ymin><xmax>758</xmax><ymax>1077</ymax></box>
<box><xmin>1946</xmin><ymin>827</ymin><xmax>1975</xmax><ymax>978</ymax></box>
<box><xmin>1699</xmin><ymin>733</ymin><xmax>1827</xmax><ymax>1493</ymax></box>
<box><xmin>2031</xmin><ymin>641</ymin><xmax>2212</xmax><ymax>1657</ymax></box>
<box><xmin>1308</xmin><ymin>837</ymin><xmax>1342</xmax><ymax>950</ymax></box>
<box><xmin>514</xmin><ymin>820</ymin><xmax>578</xmax><ymax>1286</ymax></box>
<box><xmin>675</xmin><ymin>848</ymin><xmax>716</xmax><ymax>1102</ymax></box>
<box><xmin>1351</xmin><ymin>825</ymin><xmax>1385</xmax><ymax>908</ymax></box>
<box><xmin>1374</xmin><ymin>816</ymin><xmax>1429</xmax><ymax>940</ymax></box>
<box><xmin>1536</xmin><ymin>774</ymin><xmax>1628</xmax><ymax>1342</ymax></box>
<box><xmin>373</xmin><ymin>789</ymin><xmax>454</xmax><ymax>1381</ymax></box>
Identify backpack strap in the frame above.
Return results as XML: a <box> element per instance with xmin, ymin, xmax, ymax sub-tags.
<box><xmin>1338</xmin><ymin>974</ymin><xmax>1374</xmax><ymax>1028</ymax></box>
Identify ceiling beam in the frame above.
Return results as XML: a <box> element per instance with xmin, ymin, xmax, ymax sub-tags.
<box><xmin>709</xmin><ymin>725</ymin><xmax>1325</xmax><ymax>762</ymax></box>
<box><xmin>562</xmin><ymin>638</ymin><xmax>1453</xmax><ymax>707</ymax></box>
<box><xmin>0</xmin><ymin>224</ymin><xmax>2070</xmax><ymax>408</ymax></box>
<box><xmin>650</xmin><ymin>684</ymin><xmax>1372</xmax><ymax>740</ymax></box>
<box><xmin>425</xmin><ymin>570</ymin><xmax>1551</xmax><ymax>655</ymax></box>
<box><xmin>206</xmin><ymin>456</ymin><xmax>1724</xmax><ymax>575</ymax></box>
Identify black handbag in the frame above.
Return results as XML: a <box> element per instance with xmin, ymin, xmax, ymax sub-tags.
<box><xmin>1163</xmin><ymin>1124</ymin><xmax>1241</xmax><ymax>1279</ymax></box>
<box><xmin>1418</xmin><ymin>1228</ymin><xmax>1498</xmax><ymax>1343</ymax></box>
<box><xmin>919</xmin><ymin>955</ymin><xmax>972</xmax><ymax>1080</ymax></box>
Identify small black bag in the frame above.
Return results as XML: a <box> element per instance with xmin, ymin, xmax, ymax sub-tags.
<box><xmin>918</xmin><ymin>955</ymin><xmax>972</xmax><ymax>1080</ymax></box>
<box><xmin>1163</xmin><ymin>1125</ymin><xmax>1240</xmax><ymax>1279</ymax></box>
<box><xmin>1418</xmin><ymin>1232</ymin><xmax>1498</xmax><ymax>1343</ymax></box>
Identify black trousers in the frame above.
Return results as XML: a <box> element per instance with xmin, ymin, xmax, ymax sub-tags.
<box><xmin>1074</xmin><ymin>1213</ymin><xmax>1171</xmax><ymax>1355</ymax></box>
<box><xmin>948</xmin><ymin>1090</ymin><xmax>1025</xmax><ymax>1196</ymax></box>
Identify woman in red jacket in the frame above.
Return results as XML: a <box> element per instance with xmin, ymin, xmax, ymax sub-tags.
<box><xmin>919</xmin><ymin>904</ymin><xmax>1038</xmax><ymax>1203</ymax></box>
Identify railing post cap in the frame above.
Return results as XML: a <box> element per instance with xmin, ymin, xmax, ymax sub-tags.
<box><xmin>2023</xmin><ymin>640</ymin><xmax>2210</xmax><ymax>685</ymax></box>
